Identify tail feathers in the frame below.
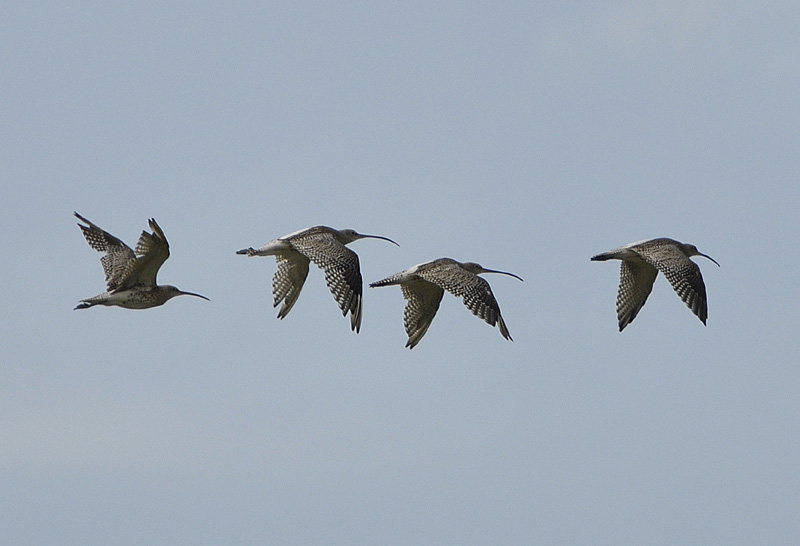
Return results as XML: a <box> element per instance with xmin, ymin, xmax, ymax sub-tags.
<box><xmin>237</xmin><ymin>239</ymin><xmax>292</xmax><ymax>257</ymax></box>
<box><xmin>369</xmin><ymin>275</ymin><xmax>402</xmax><ymax>288</ymax></box>
<box><xmin>74</xmin><ymin>292</ymin><xmax>109</xmax><ymax>309</ymax></box>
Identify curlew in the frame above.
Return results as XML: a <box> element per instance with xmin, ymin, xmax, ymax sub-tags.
<box><xmin>236</xmin><ymin>226</ymin><xmax>399</xmax><ymax>333</ymax></box>
<box><xmin>369</xmin><ymin>258</ymin><xmax>523</xmax><ymax>348</ymax></box>
<box><xmin>74</xmin><ymin>213</ymin><xmax>209</xmax><ymax>310</ymax></box>
<box><xmin>591</xmin><ymin>238</ymin><xmax>719</xmax><ymax>331</ymax></box>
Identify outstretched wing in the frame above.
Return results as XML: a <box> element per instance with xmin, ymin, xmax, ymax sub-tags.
<box><xmin>400</xmin><ymin>278</ymin><xmax>445</xmax><ymax>349</ymax></box>
<box><xmin>290</xmin><ymin>231</ymin><xmax>363</xmax><ymax>332</ymax></box>
<box><xmin>637</xmin><ymin>244</ymin><xmax>709</xmax><ymax>324</ymax></box>
<box><xmin>419</xmin><ymin>262</ymin><xmax>512</xmax><ymax>340</ymax></box>
<box><xmin>272</xmin><ymin>250</ymin><xmax>311</xmax><ymax>319</ymax></box>
<box><xmin>615</xmin><ymin>258</ymin><xmax>658</xmax><ymax>331</ymax></box>
<box><xmin>74</xmin><ymin>212</ymin><xmax>136</xmax><ymax>291</ymax></box>
<box><xmin>118</xmin><ymin>218</ymin><xmax>171</xmax><ymax>289</ymax></box>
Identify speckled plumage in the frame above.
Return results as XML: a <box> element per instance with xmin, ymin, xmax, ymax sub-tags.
<box><xmin>370</xmin><ymin>258</ymin><xmax>523</xmax><ymax>349</ymax></box>
<box><xmin>237</xmin><ymin>226</ymin><xmax>398</xmax><ymax>333</ymax></box>
<box><xmin>74</xmin><ymin>213</ymin><xmax>208</xmax><ymax>310</ymax></box>
<box><xmin>591</xmin><ymin>238</ymin><xmax>719</xmax><ymax>331</ymax></box>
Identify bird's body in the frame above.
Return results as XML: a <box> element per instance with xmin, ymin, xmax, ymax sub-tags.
<box><xmin>74</xmin><ymin>213</ymin><xmax>209</xmax><ymax>310</ymax></box>
<box><xmin>591</xmin><ymin>237</ymin><xmax>719</xmax><ymax>331</ymax></box>
<box><xmin>76</xmin><ymin>286</ymin><xmax>199</xmax><ymax>309</ymax></box>
<box><xmin>237</xmin><ymin>226</ymin><xmax>398</xmax><ymax>333</ymax></box>
<box><xmin>370</xmin><ymin>258</ymin><xmax>523</xmax><ymax>348</ymax></box>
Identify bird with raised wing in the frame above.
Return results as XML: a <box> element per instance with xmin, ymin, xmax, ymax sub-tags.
<box><xmin>74</xmin><ymin>212</ymin><xmax>209</xmax><ymax>310</ymax></box>
<box><xmin>370</xmin><ymin>258</ymin><xmax>523</xmax><ymax>348</ymax></box>
<box><xmin>236</xmin><ymin>226</ymin><xmax>399</xmax><ymax>333</ymax></box>
<box><xmin>591</xmin><ymin>238</ymin><xmax>719</xmax><ymax>331</ymax></box>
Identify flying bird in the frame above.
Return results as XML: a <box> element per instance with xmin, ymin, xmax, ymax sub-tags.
<box><xmin>591</xmin><ymin>237</ymin><xmax>719</xmax><ymax>331</ymax></box>
<box><xmin>74</xmin><ymin>212</ymin><xmax>209</xmax><ymax>309</ymax></box>
<box><xmin>370</xmin><ymin>258</ymin><xmax>523</xmax><ymax>348</ymax></box>
<box><xmin>236</xmin><ymin>226</ymin><xmax>399</xmax><ymax>333</ymax></box>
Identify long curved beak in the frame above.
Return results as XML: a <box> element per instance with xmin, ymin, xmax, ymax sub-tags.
<box><xmin>360</xmin><ymin>234</ymin><xmax>400</xmax><ymax>247</ymax></box>
<box><xmin>483</xmin><ymin>268</ymin><xmax>524</xmax><ymax>282</ymax></box>
<box><xmin>698</xmin><ymin>253</ymin><xmax>720</xmax><ymax>267</ymax></box>
<box><xmin>180</xmin><ymin>291</ymin><xmax>210</xmax><ymax>301</ymax></box>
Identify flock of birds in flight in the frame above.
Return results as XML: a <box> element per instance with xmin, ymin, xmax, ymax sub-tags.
<box><xmin>74</xmin><ymin>212</ymin><xmax>720</xmax><ymax>348</ymax></box>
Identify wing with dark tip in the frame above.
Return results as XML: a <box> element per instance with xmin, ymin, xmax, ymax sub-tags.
<box><xmin>400</xmin><ymin>279</ymin><xmax>445</xmax><ymax>349</ymax></box>
<box><xmin>272</xmin><ymin>250</ymin><xmax>310</xmax><ymax>319</ymax></box>
<box><xmin>616</xmin><ymin>258</ymin><xmax>658</xmax><ymax>331</ymax></box>
<box><xmin>637</xmin><ymin>243</ymin><xmax>709</xmax><ymax>324</ymax></box>
<box><xmin>290</xmin><ymin>231</ymin><xmax>364</xmax><ymax>332</ymax></box>
<box><xmin>119</xmin><ymin>218</ymin><xmax>171</xmax><ymax>289</ymax></box>
<box><xmin>419</xmin><ymin>262</ymin><xmax>512</xmax><ymax>340</ymax></box>
<box><xmin>74</xmin><ymin>212</ymin><xmax>136</xmax><ymax>291</ymax></box>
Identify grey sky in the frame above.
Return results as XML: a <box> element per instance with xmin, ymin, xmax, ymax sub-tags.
<box><xmin>2</xmin><ymin>1</ymin><xmax>799</xmax><ymax>544</ymax></box>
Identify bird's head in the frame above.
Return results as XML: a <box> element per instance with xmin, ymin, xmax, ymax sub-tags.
<box><xmin>682</xmin><ymin>244</ymin><xmax>720</xmax><ymax>267</ymax></box>
<box><xmin>460</xmin><ymin>262</ymin><xmax>524</xmax><ymax>281</ymax></box>
<box><xmin>162</xmin><ymin>285</ymin><xmax>210</xmax><ymax>302</ymax></box>
<box><xmin>338</xmin><ymin>229</ymin><xmax>400</xmax><ymax>247</ymax></box>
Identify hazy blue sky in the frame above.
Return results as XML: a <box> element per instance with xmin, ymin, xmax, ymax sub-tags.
<box><xmin>2</xmin><ymin>1</ymin><xmax>799</xmax><ymax>544</ymax></box>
